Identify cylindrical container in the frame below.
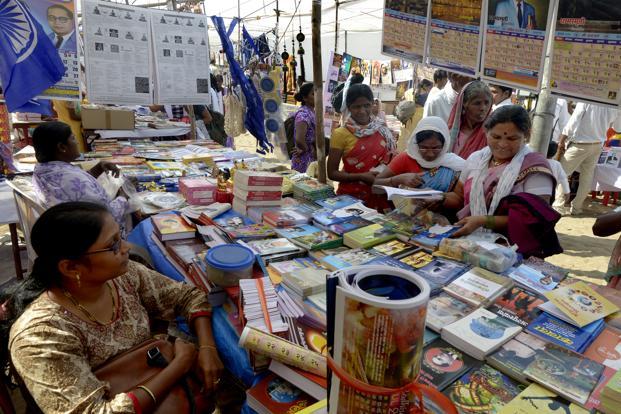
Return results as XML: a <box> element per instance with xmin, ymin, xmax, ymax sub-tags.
<box><xmin>204</xmin><ymin>244</ymin><xmax>255</xmax><ymax>287</ymax></box>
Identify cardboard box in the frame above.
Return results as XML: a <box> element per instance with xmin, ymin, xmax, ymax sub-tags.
<box><xmin>179</xmin><ymin>177</ymin><xmax>217</xmax><ymax>205</ymax></box>
<box><xmin>82</xmin><ymin>108</ymin><xmax>135</xmax><ymax>130</ymax></box>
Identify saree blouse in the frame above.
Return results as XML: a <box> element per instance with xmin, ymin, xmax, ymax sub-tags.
<box><xmin>9</xmin><ymin>261</ymin><xmax>211</xmax><ymax>414</ymax></box>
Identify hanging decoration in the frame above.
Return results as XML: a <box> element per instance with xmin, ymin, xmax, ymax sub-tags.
<box><xmin>296</xmin><ymin>24</ymin><xmax>306</xmax><ymax>83</ymax></box>
<box><xmin>290</xmin><ymin>34</ymin><xmax>297</xmax><ymax>92</ymax></box>
<box><xmin>281</xmin><ymin>47</ymin><xmax>289</xmax><ymax>101</ymax></box>
<box><xmin>211</xmin><ymin>16</ymin><xmax>272</xmax><ymax>154</ymax></box>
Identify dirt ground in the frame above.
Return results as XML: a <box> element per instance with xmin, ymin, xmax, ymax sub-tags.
<box><xmin>235</xmin><ymin>132</ymin><xmax>618</xmax><ymax>285</ymax></box>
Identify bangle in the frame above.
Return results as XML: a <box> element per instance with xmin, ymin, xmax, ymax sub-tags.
<box><xmin>389</xmin><ymin>176</ymin><xmax>394</xmax><ymax>186</ymax></box>
<box><xmin>199</xmin><ymin>344</ymin><xmax>217</xmax><ymax>351</ymax></box>
<box><xmin>137</xmin><ymin>385</ymin><xmax>157</xmax><ymax>405</ymax></box>
<box><xmin>484</xmin><ymin>215</ymin><xmax>495</xmax><ymax>229</ymax></box>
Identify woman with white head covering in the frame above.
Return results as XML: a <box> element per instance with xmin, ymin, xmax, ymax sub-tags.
<box><xmin>374</xmin><ymin>116</ymin><xmax>465</xmax><ymax>193</ymax></box>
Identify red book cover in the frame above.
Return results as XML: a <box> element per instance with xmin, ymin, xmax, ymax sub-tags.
<box><xmin>246</xmin><ymin>373</ymin><xmax>316</xmax><ymax>414</ymax></box>
<box><xmin>234</xmin><ymin>187</ymin><xmax>282</xmax><ymax>201</ymax></box>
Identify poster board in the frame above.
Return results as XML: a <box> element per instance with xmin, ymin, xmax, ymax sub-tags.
<box><xmin>427</xmin><ymin>0</ymin><xmax>485</xmax><ymax>76</ymax></box>
<box><xmin>83</xmin><ymin>0</ymin><xmax>153</xmax><ymax>105</ymax></box>
<box><xmin>29</xmin><ymin>0</ymin><xmax>80</xmax><ymax>101</ymax></box>
<box><xmin>381</xmin><ymin>0</ymin><xmax>430</xmax><ymax>63</ymax></box>
<box><xmin>323</xmin><ymin>51</ymin><xmax>342</xmax><ymax>138</ymax></box>
<box><xmin>150</xmin><ymin>10</ymin><xmax>211</xmax><ymax>104</ymax></box>
<box><xmin>481</xmin><ymin>0</ymin><xmax>554</xmax><ymax>91</ymax></box>
<box><xmin>550</xmin><ymin>0</ymin><xmax>621</xmax><ymax>107</ymax></box>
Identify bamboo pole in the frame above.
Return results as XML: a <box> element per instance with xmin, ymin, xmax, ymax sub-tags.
<box><xmin>312</xmin><ymin>0</ymin><xmax>326</xmax><ymax>184</ymax></box>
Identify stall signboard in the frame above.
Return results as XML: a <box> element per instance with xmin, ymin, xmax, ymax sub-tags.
<box><xmin>550</xmin><ymin>0</ymin><xmax>621</xmax><ymax>106</ymax></box>
<box><xmin>427</xmin><ymin>0</ymin><xmax>484</xmax><ymax>77</ymax></box>
<box><xmin>381</xmin><ymin>0</ymin><xmax>430</xmax><ymax>63</ymax></box>
<box><xmin>150</xmin><ymin>10</ymin><xmax>211</xmax><ymax>105</ymax></box>
<box><xmin>481</xmin><ymin>0</ymin><xmax>554</xmax><ymax>91</ymax></box>
<box><xmin>28</xmin><ymin>0</ymin><xmax>80</xmax><ymax>101</ymax></box>
<box><xmin>83</xmin><ymin>0</ymin><xmax>153</xmax><ymax>105</ymax></box>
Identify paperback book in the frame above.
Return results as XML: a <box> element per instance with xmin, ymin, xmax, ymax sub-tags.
<box><xmin>508</xmin><ymin>264</ymin><xmax>559</xmax><ymax>294</ymax></box>
<box><xmin>563</xmin><ymin>278</ymin><xmax>621</xmax><ymax>330</ymax></box>
<box><xmin>411</xmin><ymin>224</ymin><xmax>460</xmax><ymax>250</ymax></box>
<box><xmin>263</xmin><ymin>209</ymin><xmax>312</xmax><ymax>228</ymax></box>
<box><xmin>281</xmin><ymin>268</ymin><xmax>329</xmax><ymax>298</ymax></box>
<box><xmin>343</xmin><ymin>224</ymin><xmax>396</xmax><ymax>249</ymax></box>
<box><xmin>526</xmin><ymin>312</ymin><xmax>605</xmax><ymax>353</ymax></box>
<box><xmin>369</xmin><ymin>239</ymin><xmax>418</xmax><ymax>258</ymax></box>
<box><xmin>246</xmin><ymin>373</ymin><xmax>316</xmax><ymax>414</ymax></box>
<box><xmin>417</xmin><ymin>338</ymin><xmax>478</xmax><ymax>391</ymax></box>
<box><xmin>314</xmin><ymin>195</ymin><xmax>360</xmax><ymax>210</ymax></box>
<box><xmin>291</xmin><ymin>229</ymin><xmax>343</xmax><ymax>251</ymax></box>
<box><xmin>443</xmin><ymin>267</ymin><xmax>513</xmax><ymax>307</ymax></box>
<box><xmin>151</xmin><ymin>213</ymin><xmax>196</xmax><ymax>241</ymax></box>
<box><xmin>585</xmin><ymin>366</ymin><xmax>616</xmax><ymax>412</ymax></box>
<box><xmin>246</xmin><ymin>238</ymin><xmax>302</xmax><ymax>256</ymax></box>
<box><xmin>486</xmin><ymin>332</ymin><xmax>548</xmax><ymax>384</ymax></box>
<box><xmin>583</xmin><ymin>326</ymin><xmax>621</xmax><ymax>370</ymax></box>
<box><xmin>398</xmin><ymin>250</ymin><xmax>434</xmax><ymax>269</ymax></box>
<box><xmin>522</xmin><ymin>256</ymin><xmax>568</xmax><ymax>284</ymax></box>
<box><xmin>497</xmin><ymin>383</ymin><xmax>591</xmax><ymax>414</ymax></box>
<box><xmin>364</xmin><ymin>255</ymin><xmax>418</xmax><ymax>272</ymax></box>
<box><xmin>442</xmin><ymin>308</ymin><xmax>522</xmax><ymax>360</ymax></box>
<box><xmin>415</xmin><ymin>257</ymin><xmax>470</xmax><ymax>295</ymax></box>
<box><xmin>524</xmin><ymin>342</ymin><xmax>605</xmax><ymax>405</ymax></box>
<box><xmin>313</xmin><ymin>216</ymin><xmax>373</xmax><ymax>236</ymax></box>
<box><xmin>319</xmin><ymin>248</ymin><xmax>380</xmax><ymax>271</ymax></box>
<box><xmin>488</xmin><ymin>285</ymin><xmax>545</xmax><ymax>327</ymax></box>
<box><xmin>225</xmin><ymin>224</ymin><xmax>276</xmax><ymax>240</ymax></box>
<box><xmin>426</xmin><ymin>293</ymin><xmax>475</xmax><ymax>333</ymax></box>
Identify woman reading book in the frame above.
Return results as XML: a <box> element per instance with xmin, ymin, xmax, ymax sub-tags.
<box><xmin>32</xmin><ymin>121</ymin><xmax>129</xmax><ymax>227</ymax></box>
<box><xmin>327</xmin><ymin>84</ymin><xmax>396</xmax><ymax>211</ymax></box>
<box><xmin>2</xmin><ymin>202</ymin><xmax>223</xmax><ymax>413</ymax></box>
<box><xmin>446</xmin><ymin>105</ymin><xmax>562</xmax><ymax>258</ymax></box>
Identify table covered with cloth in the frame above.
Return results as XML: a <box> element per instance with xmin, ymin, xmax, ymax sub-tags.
<box><xmin>128</xmin><ymin>218</ymin><xmax>259</xmax><ymax>413</ymax></box>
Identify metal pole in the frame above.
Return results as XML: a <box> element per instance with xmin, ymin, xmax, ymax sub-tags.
<box><xmin>312</xmin><ymin>0</ymin><xmax>326</xmax><ymax>183</ymax></box>
<box><xmin>529</xmin><ymin>5</ymin><xmax>558</xmax><ymax>154</ymax></box>
<box><xmin>334</xmin><ymin>0</ymin><xmax>339</xmax><ymax>52</ymax></box>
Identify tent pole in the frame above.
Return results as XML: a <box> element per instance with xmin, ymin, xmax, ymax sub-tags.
<box><xmin>312</xmin><ymin>0</ymin><xmax>326</xmax><ymax>184</ymax></box>
<box><xmin>334</xmin><ymin>0</ymin><xmax>339</xmax><ymax>52</ymax></box>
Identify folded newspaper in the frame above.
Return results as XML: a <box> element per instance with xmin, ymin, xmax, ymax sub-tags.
<box><xmin>374</xmin><ymin>185</ymin><xmax>443</xmax><ymax>200</ymax></box>
<box><xmin>326</xmin><ymin>265</ymin><xmax>430</xmax><ymax>413</ymax></box>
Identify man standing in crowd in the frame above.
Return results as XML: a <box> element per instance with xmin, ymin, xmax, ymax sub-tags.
<box><xmin>427</xmin><ymin>69</ymin><xmax>448</xmax><ymax>101</ymax></box>
<box><xmin>46</xmin><ymin>4</ymin><xmax>76</xmax><ymax>52</ymax></box>
<box><xmin>553</xmin><ymin>103</ymin><xmax>621</xmax><ymax>215</ymax></box>
<box><xmin>423</xmin><ymin>72</ymin><xmax>471</xmax><ymax>122</ymax></box>
<box><xmin>490</xmin><ymin>84</ymin><xmax>513</xmax><ymax>111</ymax></box>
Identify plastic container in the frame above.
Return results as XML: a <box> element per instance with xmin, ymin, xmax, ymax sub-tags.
<box><xmin>205</xmin><ymin>244</ymin><xmax>255</xmax><ymax>287</ymax></box>
<box><xmin>438</xmin><ymin>238</ymin><xmax>517</xmax><ymax>274</ymax></box>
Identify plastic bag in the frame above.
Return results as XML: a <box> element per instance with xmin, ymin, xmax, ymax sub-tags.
<box><xmin>97</xmin><ymin>172</ymin><xmax>142</xmax><ymax>213</ymax></box>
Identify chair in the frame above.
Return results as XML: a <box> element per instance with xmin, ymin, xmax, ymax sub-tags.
<box><xmin>6</xmin><ymin>178</ymin><xmax>45</xmax><ymax>274</ymax></box>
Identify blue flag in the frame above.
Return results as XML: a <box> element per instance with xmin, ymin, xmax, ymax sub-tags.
<box><xmin>0</xmin><ymin>0</ymin><xmax>65</xmax><ymax>112</ymax></box>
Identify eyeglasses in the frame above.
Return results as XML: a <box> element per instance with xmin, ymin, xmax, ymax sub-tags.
<box><xmin>47</xmin><ymin>15</ymin><xmax>71</xmax><ymax>23</ymax></box>
<box><xmin>419</xmin><ymin>146</ymin><xmax>443</xmax><ymax>152</ymax></box>
<box><xmin>83</xmin><ymin>239</ymin><xmax>123</xmax><ymax>256</ymax></box>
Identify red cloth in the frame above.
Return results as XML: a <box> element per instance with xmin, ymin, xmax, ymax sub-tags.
<box><xmin>447</xmin><ymin>82</ymin><xmax>492</xmax><ymax>159</ymax></box>
<box><xmin>337</xmin><ymin>130</ymin><xmax>391</xmax><ymax>211</ymax></box>
<box><xmin>387</xmin><ymin>152</ymin><xmax>423</xmax><ymax>175</ymax></box>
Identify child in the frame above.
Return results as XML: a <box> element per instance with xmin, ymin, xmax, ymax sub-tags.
<box><xmin>547</xmin><ymin>141</ymin><xmax>570</xmax><ymax>209</ymax></box>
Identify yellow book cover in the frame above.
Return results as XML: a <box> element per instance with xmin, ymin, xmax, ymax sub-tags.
<box><xmin>498</xmin><ymin>383</ymin><xmax>589</xmax><ymax>414</ymax></box>
<box><xmin>146</xmin><ymin>161</ymin><xmax>186</xmax><ymax>170</ymax></box>
<box><xmin>296</xmin><ymin>399</ymin><xmax>327</xmax><ymax>414</ymax></box>
<box><xmin>545</xmin><ymin>281</ymin><xmax>620</xmax><ymax>327</ymax></box>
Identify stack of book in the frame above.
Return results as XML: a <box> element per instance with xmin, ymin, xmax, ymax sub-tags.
<box><xmin>151</xmin><ymin>213</ymin><xmax>196</xmax><ymax>241</ymax></box>
<box><xmin>178</xmin><ymin>177</ymin><xmax>217</xmax><ymax>205</ymax></box>
<box><xmin>233</xmin><ymin>170</ymin><xmax>283</xmax><ymax>215</ymax></box>
<box><xmin>281</xmin><ymin>268</ymin><xmax>328</xmax><ymax>301</ymax></box>
<box><xmin>600</xmin><ymin>370</ymin><xmax>621</xmax><ymax>414</ymax></box>
<box><xmin>239</xmin><ymin>277</ymin><xmax>288</xmax><ymax>334</ymax></box>
<box><xmin>292</xmin><ymin>179</ymin><xmax>335</xmax><ymax>202</ymax></box>
<box><xmin>263</xmin><ymin>208</ymin><xmax>312</xmax><ymax>228</ymax></box>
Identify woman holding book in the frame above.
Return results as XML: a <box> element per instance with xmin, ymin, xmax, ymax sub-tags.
<box><xmin>327</xmin><ymin>84</ymin><xmax>396</xmax><ymax>211</ymax></box>
<box><xmin>32</xmin><ymin>121</ymin><xmax>129</xmax><ymax>227</ymax></box>
<box><xmin>447</xmin><ymin>81</ymin><xmax>494</xmax><ymax>159</ymax></box>
<box><xmin>447</xmin><ymin>105</ymin><xmax>562</xmax><ymax>258</ymax></box>
<box><xmin>2</xmin><ymin>202</ymin><xmax>223</xmax><ymax>413</ymax></box>
<box><xmin>291</xmin><ymin>82</ymin><xmax>317</xmax><ymax>173</ymax></box>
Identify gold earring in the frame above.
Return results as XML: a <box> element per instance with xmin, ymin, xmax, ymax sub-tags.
<box><xmin>75</xmin><ymin>273</ymin><xmax>81</xmax><ymax>288</ymax></box>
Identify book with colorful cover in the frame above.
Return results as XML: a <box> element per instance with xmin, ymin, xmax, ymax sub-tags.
<box><xmin>343</xmin><ymin>223</ymin><xmax>396</xmax><ymax>249</ymax></box>
<box><xmin>417</xmin><ymin>338</ymin><xmax>479</xmax><ymax>391</ymax></box>
<box><xmin>426</xmin><ymin>293</ymin><xmax>475</xmax><ymax>332</ymax></box>
<box><xmin>246</xmin><ymin>238</ymin><xmax>301</xmax><ymax>256</ymax></box>
<box><xmin>314</xmin><ymin>216</ymin><xmax>373</xmax><ymax>236</ymax></box>
<box><xmin>263</xmin><ymin>209</ymin><xmax>312</xmax><ymax>228</ymax></box>
<box><xmin>151</xmin><ymin>213</ymin><xmax>196</xmax><ymax>241</ymax></box>
<box><xmin>369</xmin><ymin>239</ymin><xmax>418</xmax><ymax>258</ymax></box>
<box><xmin>370</xmin><ymin>211</ymin><xmax>426</xmax><ymax>238</ymax></box>
<box><xmin>211</xmin><ymin>210</ymin><xmax>254</xmax><ymax>232</ymax></box>
<box><xmin>268</xmin><ymin>360</ymin><xmax>327</xmax><ymax>401</ymax></box>
<box><xmin>415</xmin><ymin>257</ymin><xmax>470</xmax><ymax>295</ymax></box>
<box><xmin>489</xmin><ymin>285</ymin><xmax>545</xmax><ymax>328</ymax></box>
<box><xmin>522</xmin><ymin>256</ymin><xmax>568</xmax><ymax>284</ymax></box>
<box><xmin>508</xmin><ymin>264</ymin><xmax>559</xmax><ymax>294</ymax></box>
<box><xmin>543</xmin><ymin>280</ymin><xmax>619</xmax><ymax>327</ymax></box>
<box><xmin>563</xmin><ymin>278</ymin><xmax>621</xmax><ymax>330</ymax></box>
<box><xmin>165</xmin><ymin>238</ymin><xmax>207</xmax><ymax>270</ymax></box>
<box><xmin>411</xmin><ymin>224</ymin><xmax>460</xmax><ymax>250</ymax></box>
<box><xmin>443</xmin><ymin>267</ymin><xmax>513</xmax><ymax>307</ymax></box>
<box><xmin>399</xmin><ymin>249</ymin><xmax>434</xmax><ymax>269</ymax></box>
<box><xmin>281</xmin><ymin>268</ymin><xmax>329</xmax><ymax>298</ymax></box>
<box><xmin>486</xmin><ymin>332</ymin><xmax>548</xmax><ymax>384</ymax></box>
<box><xmin>364</xmin><ymin>255</ymin><xmax>417</xmax><ymax>272</ymax></box>
<box><xmin>291</xmin><ymin>229</ymin><xmax>342</xmax><ymax>251</ymax></box>
<box><xmin>497</xmin><ymin>383</ymin><xmax>591</xmax><ymax>414</ymax></box>
<box><xmin>444</xmin><ymin>365</ymin><xmax>522</xmax><ymax>414</ymax></box>
<box><xmin>314</xmin><ymin>195</ymin><xmax>360</xmax><ymax>210</ymax></box>
<box><xmin>524</xmin><ymin>342</ymin><xmax>605</xmax><ymax>405</ymax></box>
<box><xmin>225</xmin><ymin>224</ymin><xmax>276</xmax><ymax>240</ymax></box>
<box><xmin>585</xmin><ymin>366</ymin><xmax>616</xmax><ymax>411</ymax></box>
<box><xmin>276</xmin><ymin>224</ymin><xmax>324</xmax><ymax>240</ymax></box>
<box><xmin>583</xmin><ymin>326</ymin><xmax>621</xmax><ymax>370</ymax></box>
<box><xmin>526</xmin><ymin>312</ymin><xmax>605</xmax><ymax>353</ymax></box>
<box><xmin>246</xmin><ymin>373</ymin><xmax>317</xmax><ymax>414</ymax></box>
<box><xmin>284</xmin><ymin>316</ymin><xmax>328</xmax><ymax>356</ymax></box>
<box><xmin>319</xmin><ymin>248</ymin><xmax>380</xmax><ymax>271</ymax></box>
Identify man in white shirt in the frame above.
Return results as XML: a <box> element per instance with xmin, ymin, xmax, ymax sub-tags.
<box><xmin>553</xmin><ymin>102</ymin><xmax>621</xmax><ymax>215</ymax></box>
<box><xmin>551</xmin><ymin>98</ymin><xmax>572</xmax><ymax>143</ymax></box>
<box><xmin>427</xmin><ymin>69</ymin><xmax>448</xmax><ymax>102</ymax></box>
<box><xmin>490</xmin><ymin>84</ymin><xmax>513</xmax><ymax>111</ymax></box>
<box><xmin>422</xmin><ymin>73</ymin><xmax>471</xmax><ymax>122</ymax></box>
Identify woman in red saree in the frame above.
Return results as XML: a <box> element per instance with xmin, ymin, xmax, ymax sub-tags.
<box><xmin>445</xmin><ymin>105</ymin><xmax>562</xmax><ymax>258</ymax></box>
<box><xmin>447</xmin><ymin>81</ymin><xmax>493</xmax><ymax>160</ymax></box>
<box><xmin>327</xmin><ymin>84</ymin><xmax>396</xmax><ymax>211</ymax></box>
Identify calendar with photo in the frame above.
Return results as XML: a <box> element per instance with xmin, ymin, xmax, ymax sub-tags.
<box><xmin>381</xmin><ymin>0</ymin><xmax>430</xmax><ymax>62</ymax></box>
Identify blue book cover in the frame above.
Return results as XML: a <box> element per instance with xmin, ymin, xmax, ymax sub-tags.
<box><xmin>212</xmin><ymin>210</ymin><xmax>254</xmax><ymax>231</ymax></box>
<box><xmin>275</xmin><ymin>224</ymin><xmax>322</xmax><ymax>239</ymax></box>
<box><xmin>322</xmin><ymin>217</ymin><xmax>374</xmax><ymax>236</ymax></box>
<box><xmin>411</xmin><ymin>225</ymin><xmax>460</xmax><ymax>249</ymax></box>
<box><xmin>366</xmin><ymin>255</ymin><xmax>416</xmax><ymax>272</ymax></box>
<box><xmin>315</xmin><ymin>195</ymin><xmax>360</xmax><ymax>210</ymax></box>
<box><xmin>415</xmin><ymin>258</ymin><xmax>470</xmax><ymax>294</ymax></box>
<box><xmin>312</xmin><ymin>209</ymin><xmax>350</xmax><ymax>226</ymax></box>
<box><xmin>526</xmin><ymin>312</ymin><xmax>605</xmax><ymax>353</ymax></box>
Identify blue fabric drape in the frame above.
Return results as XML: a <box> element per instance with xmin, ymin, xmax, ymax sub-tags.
<box><xmin>211</xmin><ymin>16</ymin><xmax>272</xmax><ymax>154</ymax></box>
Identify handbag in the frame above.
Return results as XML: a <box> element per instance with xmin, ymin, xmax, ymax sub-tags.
<box><xmin>94</xmin><ymin>338</ymin><xmax>214</xmax><ymax>414</ymax></box>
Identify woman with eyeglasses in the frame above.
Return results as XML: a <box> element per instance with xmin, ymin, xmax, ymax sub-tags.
<box><xmin>3</xmin><ymin>202</ymin><xmax>223</xmax><ymax>413</ymax></box>
<box><xmin>32</xmin><ymin>121</ymin><xmax>130</xmax><ymax>228</ymax></box>
<box><xmin>374</xmin><ymin>116</ymin><xmax>465</xmax><ymax>197</ymax></box>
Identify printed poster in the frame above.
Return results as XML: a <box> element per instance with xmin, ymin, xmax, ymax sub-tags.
<box><xmin>428</xmin><ymin>0</ymin><xmax>484</xmax><ymax>76</ymax></box>
<box><xmin>83</xmin><ymin>0</ymin><xmax>153</xmax><ymax>104</ymax></box>
<box><xmin>323</xmin><ymin>51</ymin><xmax>341</xmax><ymax>137</ymax></box>
<box><xmin>482</xmin><ymin>0</ymin><xmax>554</xmax><ymax>91</ymax></box>
<box><xmin>551</xmin><ymin>0</ymin><xmax>621</xmax><ymax>106</ymax></box>
<box><xmin>381</xmin><ymin>0</ymin><xmax>430</xmax><ymax>62</ymax></box>
<box><xmin>150</xmin><ymin>10</ymin><xmax>210</xmax><ymax>104</ymax></box>
<box><xmin>27</xmin><ymin>0</ymin><xmax>80</xmax><ymax>100</ymax></box>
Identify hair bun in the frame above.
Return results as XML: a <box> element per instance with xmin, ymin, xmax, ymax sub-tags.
<box><xmin>294</xmin><ymin>92</ymin><xmax>303</xmax><ymax>102</ymax></box>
